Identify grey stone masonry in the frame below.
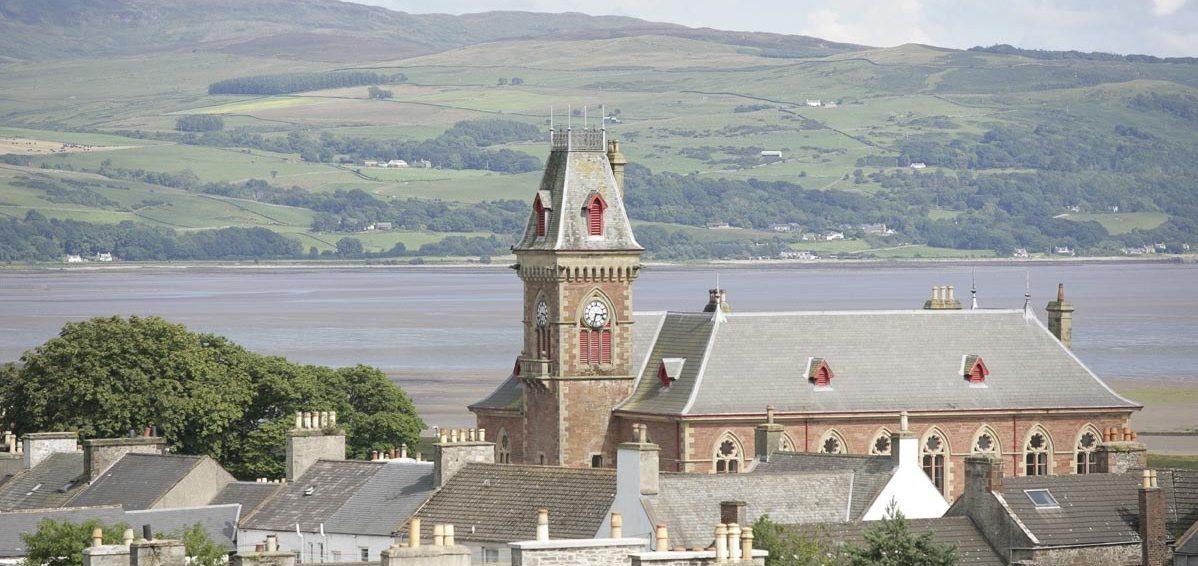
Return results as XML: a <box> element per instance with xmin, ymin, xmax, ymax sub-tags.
<box><xmin>83</xmin><ymin>436</ymin><xmax>167</xmax><ymax>482</ymax></box>
<box><xmin>1096</xmin><ymin>440</ymin><xmax>1148</xmax><ymax>474</ymax></box>
<box><xmin>380</xmin><ymin>545</ymin><xmax>470</xmax><ymax>566</ymax></box>
<box><xmin>130</xmin><ymin>540</ymin><xmax>185</xmax><ymax>566</ymax></box>
<box><xmin>630</xmin><ymin>551</ymin><xmax>766</xmax><ymax>566</ymax></box>
<box><xmin>82</xmin><ymin>545</ymin><xmax>130</xmax><ymax>566</ymax></box>
<box><xmin>285</xmin><ymin>411</ymin><xmax>345</xmax><ymax>481</ymax></box>
<box><xmin>510</xmin><ymin>538</ymin><xmax>648</xmax><ymax>566</ymax></box>
<box><xmin>433</xmin><ymin>427</ymin><xmax>495</xmax><ymax>487</ymax></box>
<box><xmin>231</xmin><ymin>551</ymin><xmax>297</xmax><ymax>566</ymax></box>
<box><xmin>22</xmin><ymin>431</ymin><xmax>77</xmax><ymax>469</ymax></box>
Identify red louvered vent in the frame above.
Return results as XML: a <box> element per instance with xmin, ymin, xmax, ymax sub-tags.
<box><xmin>600</xmin><ymin>328</ymin><xmax>612</xmax><ymax>364</ymax></box>
<box><xmin>965</xmin><ymin>355</ymin><xmax>989</xmax><ymax>384</ymax></box>
<box><xmin>579</xmin><ymin>329</ymin><xmax>591</xmax><ymax>365</ymax></box>
<box><xmin>578</xmin><ymin>327</ymin><xmax>612</xmax><ymax>366</ymax></box>
<box><xmin>586</xmin><ymin>194</ymin><xmax>606</xmax><ymax>236</ymax></box>
<box><xmin>534</xmin><ymin>197</ymin><xmax>546</xmax><ymax>237</ymax></box>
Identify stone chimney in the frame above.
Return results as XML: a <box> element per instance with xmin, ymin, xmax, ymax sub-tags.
<box><xmin>754</xmin><ymin>406</ymin><xmax>784</xmax><ymax>462</ymax></box>
<box><xmin>1045</xmin><ymin>283</ymin><xmax>1075</xmax><ymax>349</ymax></box>
<box><xmin>703</xmin><ymin>288</ymin><xmax>732</xmax><ymax>314</ymax></box>
<box><xmin>433</xmin><ymin>427</ymin><xmax>495</xmax><ymax>488</ymax></box>
<box><xmin>83</xmin><ymin>434</ymin><xmax>168</xmax><ymax>482</ymax></box>
<box><xmin>130</xmin><ymin>538</ymin><xmax>186</xmax><ymax>566</ymax></box>
<box><xmin>890</xmin><ymin>411</ymin><xmax>918</xmax><ymax>471</ymax></box>
<box><xmin>963</xmin><ymin>455</ymin><xmax>1004</xmax><ymax>498</ymax></box>
<box><xmin>381</xmin><ymin>519</ymin><xmax>469</xmax><ymax>566</ymax></box>
<box><xmin>616</xmin><ymin>424</ymin><xmax>659</xmax><ymax>496</ymax></box>
<box><xmin>1139</xmin><ymin>469</ymin><xmax>1168</xmax><ymax>566</ymax></box>
<box><xmin>720</xmin><ymin>501</ymin><xmax>747</xmax><ymax>527</ymax></box>
<box><xmin>1095</xmin><ymin>430</ymin><xmax>1147</xmax><ymax>473</ymax></box>
<box><xmin>606</xmin><ymin>139</ymin><xmax>627</xmax><ymax>196</ymax></box>
<box><xmin>286</xmin><ymin>411</ymin><xmax>345</xmax><ymax>481</ymax></box>
<box><xmin>923</xmin><ymin>285</ymin><xmax>963</xmax><ymax>310</ymax></box>
<box><xmin>22</xmin><ymin>431</ymin><xmax>78</xmax><ymax>469</ymax></box>
<box><xmin>232</xmin><ymin>535</ymin><xmax>297</xmax><ymax>566</ymax></box>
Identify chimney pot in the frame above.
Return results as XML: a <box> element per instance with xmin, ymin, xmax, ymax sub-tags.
<box><xmin>536</xmin><ymin>508</ymin><xmax>550</xmax><ymax>541</ymax></box>
<box><xmin>408</xmin><ymin>518</ymin><xmax>421</xmax><ymax>548</ymax></box>
<box><xmin>294</xmin><ymin>412</ymin><xmax>303</xmax><ymax>429</ymax></box>
<box><xmin>741</xmin><ymin>529</ymin><xmax>754</xmax><ymax>559</ymax></box>
<box><xmin>947</xmin><ymin>285</ymin><xmax>955</xmax><ymax>301</ymax></box>
<box><xmin>610</xmin><ymin>513</ymin><xmax>623</xmax><ymax>539</ymax></box>
<box><xmin>400</xmin><ymin>444</ymin><xmax>408</xmax><ymax>459</ymax></box>
<box><xmin>92</xmin><ymin>527</ymin><xmax>104</xmax><ymax>548</ymax></box>
<box><xmin>433</xmin><ymin>524</ymin><xmax>444</xmax><ymax>547</ymax></box>
<box><xmin>654</xmin><ymin>524</ymin><xmax>668</xmax><ymax>551</ymax></box>
<box><xmin>727</xmin><ymin>523</ymin><xmax>742</xmax><ymax>560</ymax></box>
<box><xmin>122</xmin><ymin>529</ymin><xmax>133</xmax><ymax>547</ymax></box>
<box><xmin>142</xmin><ymin>525</ymin><xmax>152</xmax><ymax>541</ymax></box>
<box><xmin>478</xmin><ymin>428</ymin><xmax>486</xmax><ymax>442</ymax></box>
<box><xmin>265</xmin><ymin>534</ymin><xmax>278</xmax><ymax>553</ymax></box>
<box><xmin>444</xmin><ymin>524</ymin><xmax>455</xmax><ymax>546</ymax></box>
<box><xmin>714</xmin><ymin>524</ymin><xmax>728</xmax><ymax>561</ymax></box>
<box><xmin>329</xmin><ymin>411</ymin><xmax>336</xmax><ymax>427</ymax></box>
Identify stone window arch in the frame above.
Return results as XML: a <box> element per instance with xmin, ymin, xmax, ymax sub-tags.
<box><xmin>533</xmin><ymin>195</ymin><xmax>547</xmax><ymax>237</ymax></box>
<box><xmin>497</xmin><ymin>428</ymin><xmax>511</xmax><ymax>464</ymax></box>
<box><xmin>921</xmin><ymin>428</ymin><xmax>951</xmax><ymax>495</ymax></box>
<box><xmin>585</xmin><ymin>193</ymin><xmax>606</xmax><ymax>236</ymax></box>
<box><xmin>819</xmin><ymin>429</ymin><xmax>847</xmax><ymax>454</ymax></box>
<box><xmin>1075</xmin><ymin>425</ymin><xmax>1101</xmax><ymax>474</ymax></box>
<box><xmin>1023</xmin><ymin>426</ymin><xmax>1054</xmax><ymax>476</ymax></box>
<box><xmin>869</xmin><ymin>428</ymin><xmax>893</xmax><ymax>455</ymax></box>
<box><xmin>779</xmin><ymin>432</ymin><xmax>797</xmax><ymax>452</ymax></box>
<box><xmin>713</xmin><ymin>432</ymin><xmax>744</xmax><ymax>473</ymax></box>
<box><xmin>971</xmin><ymin>426</ymin><xmax>1001</xmax><ymax>456</ymax></box>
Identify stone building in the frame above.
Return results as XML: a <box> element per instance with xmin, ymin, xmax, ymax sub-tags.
<box><xmin>471</xmin><ymin>130</ymin><xmax>1141</xmax><ymax>500</ymax></box>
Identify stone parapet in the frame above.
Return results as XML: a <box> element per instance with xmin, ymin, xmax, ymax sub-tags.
<box><xmin>510</xmin><ymin>538</ymin><xmax>649</xmax><ymax>566</ymax></box>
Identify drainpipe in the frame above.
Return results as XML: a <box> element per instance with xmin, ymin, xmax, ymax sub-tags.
<box><xmin>295</xmin><ymin>524</ymin><xmax>305</xmax><ymax>563</ymax></box>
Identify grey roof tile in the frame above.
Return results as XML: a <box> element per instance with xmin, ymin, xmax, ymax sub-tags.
<box><xmin>68</xmin><ymin>453</ymin><xmax>203</xmax><ymax>511</ymax></box>
<box><xmin>242</xmin><ymin>460</ymin><xmax>381</xmax><ymax>532</ymax></box>
<box><xmin>414</xmin><ymin>463</ymin><xmax>616</xmax><ymax>543</ymax></box>
<box><xmin>1001</xmin><ymin>473</ymin><xmax>1143</xmax><ymax>547</ymax></box>
<box><xmin>751</xmin><ymin>452</ymin><xmax>896</xmax><ymax>520</ymax></box>
<box><xmin>211</xmin><ymin>482</ymin><xmax>281</xmax><ymax>519</ymax></box>
<box><xmin>784</xmin><ymin>516</ymin><xmax>1003</xmax><ymax>566</ymax></box>
<box><xmin>0</xmin><ymin>452</ymin><xmax>85</xmax><ymax>510</ymax></box>
<box><xmin>0</xmin><ymin>505</ymin><xmax>125</xmax><ymax>558</ymax></box>
<box><xmin>619</xmin><ymin>309</ymin><xmax>1136</xmax><ymax>415</ymax></box>
<box><xmin>646</xmin><ymin>471</ymin><xmax>855</xmax><ymax>549</ymax></box>
<box><xmin>127</xmin><ymin>504</ymin><xmax>241</xmax><ymax>550</ymax></box>
<box><xmin>1161</xmin><ymin>468</ymin><xmax>1198</xmax><ymax>539</ymax></box>
<box><xmin>1178</xmin><ymin>519</ymin><xmax>1198</xmax><ymax>556</ymax></box>
<box><xmin>325</xmin><ymin>461</ymin><xmax>435</xmax><ymax>536</ymax></box>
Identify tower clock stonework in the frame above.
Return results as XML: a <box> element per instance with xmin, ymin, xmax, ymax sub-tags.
<box><xmin>495</xmin><ymin>127</ymin><xmax>643</xmax><ymax>468</ymax></box>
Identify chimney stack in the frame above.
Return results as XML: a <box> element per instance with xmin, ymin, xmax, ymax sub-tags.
<box><xmin>703</xmin><ymin>288</ymin><xmax>732</xmax><ymax>314</ymax></box>
<box><xmin>286</xmin><ymin>411</ymin><xmax>345</xmax><ymax>481</ymax></box>
<box><xmin>1140</xmin><ymin>470</ymin><xmax>1168</xmax><ymax>566</ymax></box>
<box><xmin>923</xmin><ymin>285</ymin><xmax>962</xmax><ymax>310</ymax></box>
<box><xmin>1046</xmin><ymin>283</ymin><xmax>1075</xmax><ymax>349</ymax></box>
<box><xmin>617</xmin><ymin>424</ymin><xmax>659</xmax><ymax>497</ymax></box>
<box><xmin>21</xmin><ymin>432</ymin><xmax>78</xmax><ymax>469</ymax></box>
<box><xmin>433</xmin><ymin>427</ymin><xmax>495</xmax><ymax>488</ymax></box>
<box><xmin>755</xmin><ymin>405</ymin><xmax>784</xmax><ymax>462</ymax></box>
<box><xmin>606</xmin><ymin>139</ymin><xmax>627</xmax><ymax>196</ymax></box>
<box><xmin>536</xmin><ymin>509</ymin><xmax>550</xmax><ymax>541</ymax></box>
<box><xmin>83</xmin><ymin>435</ymin><xmax>168</xmax><ymax>482</ymax></box>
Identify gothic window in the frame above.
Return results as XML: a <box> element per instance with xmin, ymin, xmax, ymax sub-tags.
<box><xmin>585</xmin><ymin>193</ymin><xmax>606</xmax><ymax>236</ymax></box>
<box><xmin>819</xmin><ymin>430</ymin><xmax>847</xmax><ymax>454</ymax></box>
<box><xmin>779</xmin><ymin>433</ymin><xmax>796</xmax><ymax>452</ymax></box>
<box><xmin>1075</xmin><ymin>426</ymin><xmax>1100</xmax><ymax>474</ymax></box>
<box><xmin>870</xmin><ymin>429</ymin><xmax>892</xmax><ymax>456</ymax></box>
<box><xmin>921</xmin><ymin>430</ymin><xmax>949</xmax><ymax>495</ymax></box>
<box><xmin>497</xmin><ymin>428</ymin><xmax>511</xmax><ymax>464</ymax></box>
<box><xmin>971</xmin><ymin>426</ymin><xmax>1001</xmax><ymax>456</ymax></box>
<box><xmin>534</xmin><ymin>197</ymin><xmax>547</xmax><ymax>237</ymax></box>
<box><xmin>714</xmin><ymin>433</ymin><xmax>743</xmax><ymax>473</ymax></box>
<box><xmin>1024</xmin><ymin>427</ymin><xmax>1053</xmax><ymax>476</ymax></box>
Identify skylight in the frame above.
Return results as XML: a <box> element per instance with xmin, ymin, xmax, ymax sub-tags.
<box><xmin>1025</xmin><ymin>489</ymin><xmax>1059</xmax><ymax>508</ymax></box>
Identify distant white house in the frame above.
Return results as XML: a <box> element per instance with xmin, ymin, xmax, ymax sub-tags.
<box><xmin>64</xmin><ymin>254</ymin><xmax>83</xmax><ymax>263</ymax></box>
<box><xmin>1065</xmin><ymin>205</ymin><xmax>1081</xmax><ymax>213</ymax></box>
<box><xmin>760</xmin><ymin>150</ymin><xmax>783</xmax><ymax>158</ymax></box>
<box><xmin>909</xmin><ymin>162</ymin><xmax>927</xmax><ymax>169</ymax></box>
<box><xmin>823</xmin><ymin>231</ymin><xmax>845</xmax><ymax>241</ymax></box>
<box><xmin>1110</xmin><ymin>205</ymin><xmax>1120</xmax><ymax>213</ymax></box>
<box><xmin>363</xmin><ymin>160</ymin><xmax>379</xmax><ymax>167</ymax></box>
<box><xmin>780</xmin><ymin>250</ymin><xmax>818</xmax><ymax>260</ymax></box>
<box><xmin>706</xmin><ymin>221</ymin><xmax>738</xmax><ymax>230</ymax></box>
<box><xmin>1053</xmin><ymin>246</ymin><xmax>1075</xmax><ymax>256</ymax></box>
<box><xmin>769</xmin><ymin>223</ymin><xmax>802</xmax><ymax>233</ymax></box>
<box><xmin>805</xmin><ymin>99</ymin><xmax>822</xmax><ymax>107</ymax></box>
<box><xmin>1013</xmin><ymin>248</ymin><xmax>1030</xmax><ymax>258</ymax></box>
<box><xmin>375</xmin><ymin>222</ymin><xmax>393</xmax><ymax>230</ymax></box>
<box><xmin>385</xmin><ymin>159</ymin><xmax>409</xmax><ymax>168</ymax></box>
<box><xmin>94</xmin><ymin>252</ymin><xmax>113</xmax><ymax>262</ymax></box>
<box><xmin>417</xmin><ymin>159</ymin><xmax>433</xmax><ymax>168</ymax></box>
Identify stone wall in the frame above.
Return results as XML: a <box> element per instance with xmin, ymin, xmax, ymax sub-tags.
<box><xmin>1010</xmin><ymin>543</ymin><xmax>1139</xmax><ymax>566</ymax></box>
<box><xmin>22</xmin><ymin>431</ymin><xmax>78</xmax><ymax>469</ymax></box>
<box><xmin>155</xmin><ymin>457</ymin><xmax>234</xmax><ymax>509</ymax></box>
<box><xmin>510</xmin><ymin>539</ymin><xmax>646</xmax><ymax>566</ymax></box>
<box><xmin>285</xmin><ymin>430</ymin><xmax>344</xmax><ymax>481</ymax></box>
<box><xmin>380</xmin><ymin>544</ymin><xmax>470</xmax><ymax>566</ymax></box>
<box><xmin>474</xmin><ymin>413</ymin><xmax>524</xmax><ymax>463</ymax></box>
<box><xmin>629</xmin><ymin>551</ymin><xmax>766</xmax><ymax>566</ymax></box>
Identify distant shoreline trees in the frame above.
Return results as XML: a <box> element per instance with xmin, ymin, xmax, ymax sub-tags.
<box><xmin>174</xmin><ymin>114</ymin><xmax>224</xmax><ymax>132</ymax></box>
<box><xmin>207</xmin><ymin>71</ymin><xmax>406</xmax><ymax>95</ymax></box>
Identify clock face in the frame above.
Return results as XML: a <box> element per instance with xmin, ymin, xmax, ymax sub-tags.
<box><xmin>582</xmin><ymin>300</ymin><xmax>609</xmax><ymax>329</ymax></box>
<box><xmin>535</xmin><ymin>300</ymin><xmax>549</xmax><ymax>327</ymax></box>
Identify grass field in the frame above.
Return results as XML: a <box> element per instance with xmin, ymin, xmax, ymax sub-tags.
<box><xmin>1147</xmin><ymin>454</ymin><xmax>1198</xmax><ymax>470</ymax></box>
<box><xmin>1062</xmin><ymin>212</ymin><xmax>1170</xmax><ymax>235</ymax></box>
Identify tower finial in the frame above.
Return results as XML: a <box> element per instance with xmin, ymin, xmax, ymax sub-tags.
<box><xmin>971</xmin><ymin>269</ymin><xmax>978</xmax><ymax>310</ymax></box>
<box><xmin>550</xmin><ymin>106</ymin><xmax>554</xmax><ymax>132</ymax></box>
<box><xmin>1023</xmin><ymin>270</ymin><xmax>1031</xmax><ymax>313</ymax></box>
<box><xmin>601</xmin><ymin>104</ymin><xmax>606</xmax><ymax>131</ymax></box>
<box><xmin>568</xmin><ymin>105</ymin><xmax>572</xmax><ymax>130</ymax></box>
<box><xmin>583</xmin><ymin>105</ymin><xmax>587</xmax><ymax>129</ymax></box>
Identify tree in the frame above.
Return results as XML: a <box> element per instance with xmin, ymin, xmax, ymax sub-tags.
<box><xmin>175</xmin><ymin>115</ymin><xmax>224</xmax><ymax>132</ymax></box>
<box><xmin>158</xmin><ymin>523</ymin><xmax>226</xmax><ymax>566</ymax></box>
<box><xmin>335</xmin><ymin>237</ymin><xmax>364</xmax><ymax>256</ymax></box>
<box><xmin>497</xmin><ymin>77</ymin><xmax>508</xmax><ymax>86</ymax></box>
<box><xmin>843</xmin><ymin>503</ymin><xmax>958</xmax><ymax>566</ymax></box>
<box><xmin>0</xmin><ymin>316</ymin><xmax>424</xmax><ymax>479</ymax></box>
<box><xmin>20</xmin><ymin>519</ymin><xmax>128</xmax><ymax>566</ymax></box>
<box><xmin>510</xmin><ymin>77</ymin><xmax>524</xmax><ymax>85</ymax></box>
<box><xmin>752</xmin><ymin>515</ymin><xmax>843</xmax><ymax>566</ymax></box>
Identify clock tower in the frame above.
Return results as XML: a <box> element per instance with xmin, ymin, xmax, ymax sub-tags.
<box><xmin>510</xmin><ymin>126</ymin><xmax>643</xmax><ymax>468</ymax></box>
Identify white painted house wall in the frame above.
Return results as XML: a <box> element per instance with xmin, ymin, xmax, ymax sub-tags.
<box><xmin>862</xmin><ymin>434</ymin><xmax>950</xmax><ymax>520</ymax></box>
<box><xmin>238</xmin><ymin>529</ymin><xmax>392</xmax><ymax>564</ymax></box>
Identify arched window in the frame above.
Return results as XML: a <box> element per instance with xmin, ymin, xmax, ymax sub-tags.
<box><xmin>585</xmin><ymin>193</ymin><xmax>606</xmax><ymax>236</ymax></box>
<box><xmin>1075</xmin><ymin>426</ymin><xmax>1100</xmax><ymax>474</ymax></box>
<box><xmin>714</xmin><ymin>433</ymin><xmax>743</xmax><ymax>473</ymax></box>
<box><xmin>921</xmin><ymin>429</ymin><xmax>950</xmax><ymax>495</ymax></box>
<box><xmin>497</xmin><ymin>428</ymin><xmax>511</xmax><ymax>464</ymax></box>
<box><xmin>819</xmin><ymin>429</ymin><xmax>847</xmax><ymax>454</ymax></box>
<box><xmin>779</xmin><ymin>433</ymin><xmax>796</xmax><ymax>452</ymax></box>
<box><xmin>869</xmin><ymin>429</ymin><xmax>893</xmax><ymax>455</ymax></box>
<box><xmin>971</xmin><ymin>426</ymin><xmax>1001</xmax><ymax>456</ymax></box>
<box><xmin>1024</xmin><ymin>427</ymin><xmax>1053</xmax><ymax>476</ymax></box>
<box><xmin>534</xmin><ymin>197</ymin><xmax>547</xmax><ymax>237</ymax></box>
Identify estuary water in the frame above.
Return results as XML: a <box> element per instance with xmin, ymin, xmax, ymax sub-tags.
<box><xmin>1</xmin><ymin>262</ymin><xmax>1196</xmax><ymax>426</ymax></box>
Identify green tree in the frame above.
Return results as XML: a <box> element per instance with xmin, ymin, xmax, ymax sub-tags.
<box><xmin>843</xmin><ymin>503</ymin><xmax>958</xmax><ymax>566</ymax></box>
<box><xmin>0</xmin><ymin>316</ymin><xmax>424</xmax><ymax>479</ymax></box>
<box><xmin>752</xmin><ymin>515</ymin><xmax>842</xmax><ymax>566</ymax></box>
<box><xmin>158</xmin><ymin>523</ymin><xmax>226</xmax><ymax>566</ymax></box>
<box><xmin>335</xmin><ymin>237</ymin><xmax>364</xmax><ymax>256</ymax></box>
<box><xmin>20</xmin><ymin>519</ymin><xmax>128</xmax><ymax>566</ymax></box>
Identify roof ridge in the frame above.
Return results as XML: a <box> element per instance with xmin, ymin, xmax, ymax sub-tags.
<box><xmin>0</xmin><ymin>504</ymin><xmax>123</xmax><ymax>515</ymax></box>
<box><xmin>647</xmin><ymin>309</ymin><xmax>1027</xmax><ymax>317</ymax></box>
<box><xmin>467</xmin><ymin>462</ymin><xmax>616</xmax><ymax>474</ymax></box>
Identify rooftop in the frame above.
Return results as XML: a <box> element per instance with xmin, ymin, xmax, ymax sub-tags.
<box><xmin>751</xmin><ymin>452</ymin><xmax>897</xmax><ymax>520</ymax></box>
<box><xmin>68</xmin><ymin>453</ymin><xmax>205</xmax><ymax>510</ymax></box>
<box><xmin>0</xmin><ymin>452</ymin><xmax>84</xmax><ymax>510</ymax></box>
<box><xmin>784</xmin><ymin>516</ymin><xmax>1003</xmax><ymax>565</ymax></box>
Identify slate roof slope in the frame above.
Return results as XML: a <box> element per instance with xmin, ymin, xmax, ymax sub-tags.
<box><xmin>127</xmin><ymin>504</ymin><xmax>241</xmax><ymax>550</ymax></box>
<box><xmin>0</xmin><ymin>506</ymin><xmax>125</xmax><ymax>558</ymax></box>
<box><xmin>241</xmin><ymin>460</ymin><xmax>381</xmax><ymax>532</ymax></box>
<box><xmin>1000</xmin><ymin>473</ymin><xmax>1143</xmax><ymax>546</ymax></box>
<box><xmin>212</xmin><ymin>481</ymin><xmax>281</xmax><ymax>519</ymax></box>
<box><xmin>618</xmin><ymin>309</ymin><xmax>1138</xmax><ymax>415</ymax></box>
<box><xmin>1160</xmin><ymin>468</ymin><xmax>1198</xmax><ymax>538</ymax></box>
<box><xmin>751</xmin><ymin>452</ymin><xmax>896</xmax><ymax>520</ymax></box>
<box><xmin>1178</xmin><ymin>519</ymin><xmax>1198</xmax><ymax>556</ymax></box>
<box><xmin>325</xmin><ymin>461</ymin><xmax>434</xmax><ymax>536</ymax></box>
<box><xmin>413</xmin><ymin>463</ymin><xmax>616</xmax><ymax>543</ymax></box>
<box><xmin>617</xmin><ymin>312</ymin><xmax>716</xmax><ymax>415</ymax></box>
<box><xmin>0</xmin><ymin>452</ymin><xmax>84</xmax><ymax>510</ymax></box>
<box><xmin>68</xmin><ymin>453</ymin><xmax>203</xmax><ymax>511</ymax></box>
<box><xmin>645</xmin><ymin>471</ymin><xmax>855</xmax><ymax>549</ymax></box>
<box><xmin>784</xmin><ymin>517</ymin><xmax>1003</xmax><ymax>566</ymax></box>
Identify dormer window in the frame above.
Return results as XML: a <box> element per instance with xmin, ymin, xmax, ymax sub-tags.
<box><xmin>513</xmin><ymin>357</ymin><xmax>521</xmax><ymax>377</ymax></box>
<box><xmin>658</xmin><ymin>358</ymin><xmax>686</xmax><ymax>387</ymax></box>
<box><xmin>806</xmin><ymin>357</ymin><xmax>833</xmax><ymax>387</ymax></box>
<box><xmin>585</xmin><ymin>193</ymin><xmax>606</xmax><ymax>237</ymax></box>
<box><xmin>963</xmin><ymin>355</ymin><xmax>989</xmax><ymax>384</ymax></box>
<box><xmin>533</xmin><ymin>195</ymin><xmax>548</xmax><ymax>237</ymax></box>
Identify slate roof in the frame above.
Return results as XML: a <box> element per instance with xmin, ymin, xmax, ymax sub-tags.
<box><xmin>514</xmin><ymin>132</ymin><xmax>641</xmax><ymax>252</ymax></box>
<box><xmin>751</xmin><ymin>452</ymin><xmax>896</xmax><ymax>520</ymax></box>
<box><xmin>0</xmin><ymin>452</ymin><xmax>85</xmax><ymax>510</ymax></box>
<box><xmin>617</xmin><ymin>309</ymin><xmax>1138</xmax><ymax>415</ymax></box>
<box><xmin>127</xmin><ymin>504</ymin><xmax>241</xmax><ymax>550</ymax></box>
<box><xmin>999</xmin><ymin>473</ymin><xmax>1145</xmax><ymax>547</ymax></box>
<box><xmin>211</xmin><ymin>481</ymin><xmax>281</xmax><ymax>518</ymax></box>
<box><xmin>1161</xmin><ymin>468</ymin><xmax>1198</xmax><ymax>539</ymax></box>
<box><xmin>242</xmin><ymin>460</ymin><xmax>432</xmax><ymax>535</ymax></box>
<box><xmin>68</xmin><ymin>453</ymin><xmax>204</xmax><ymax>511</ymax></box>
<box><xmin>645</xmin><ymin>471</ymin><xmax>856</xmax><ymax>549</ymax></box>
<box><xmin>0</xmin><ymin>505</ymin><xmax>125</xmax><ymax>558</ymax></box>
<box><xmin>784</xmin><ymin>517</ymin><xmax>1003</xmax><ymax>566</ymax></box>
<box><xmin>413</xmin><ymin>463</ymin><xmax>616</xmax><ymax>543</ymax></box>
<box><xmin>1178</xmin><ymin>518</ymin><xmax>1198</xmax><ymax>556</ymax></box>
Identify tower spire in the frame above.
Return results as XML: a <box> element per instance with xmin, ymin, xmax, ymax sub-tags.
<box><xmin>971</xmin><ymin>270</ymin><xmax>978</xmax><ymax>310</ymax></box>
<box><xmin>1023</xmin><ymin>271</ymin><xmax>1031</xmax><ymax>314</ymax></box>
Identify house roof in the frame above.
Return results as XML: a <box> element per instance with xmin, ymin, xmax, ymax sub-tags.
<box><xmin>750</xmin><ymin>452</ymin><xmax>896</xmax><ymax>520</ymax></box>
<box><xmin>998</xmin><ymin>472</ymin><xmax>1146</xmax><ymax>547</ymax></box>
<box><xmin>0</xmin><ymin>452</ymin><xmax>85</xmax><ymax>510</ymax></box>
<box><xmin>0</xmin><ymin>505</ymin><xmax>125</xmax><ymax>558</ymax></box>
<box><xmin>1161</xmin><ymin>468</ymin><xmax>1198</xmax><ymax>539</ymax></box>
<box><xmin>68</xmin><ymin>453</ymin><xmax>205</xmax><ymax>511</ymax></box>
<box><xmin>242</xmin><ymin>460</ymin><xmax>433</xmax><ymax>535</ymax></box>
<box><xmin>783</xmin><ymin>516</ymin><xmax>1003</xmax><ymax>566</ymax></box>
<box><xmin>127</xmin><ymin>504</ymin><xmax>241</xmax><ymax>550</ymax></box>
<box><xmin>211</xmin><ymin>481</ymin><xmax>281</xmax><ymax>519</ymax></box>
<box><xmin>1177</xmin><ymin>518</ymin><xmax>1198</xmax><ymax>556</ymax></box>
<box><xmin>616</xmin><ymin>309</ymin><xmax>1137</xmax><ymax>416</ymax></box>
<box><xmin>645</xmin><ymin>471</ymin><xmax>856</xmax><ymax>549</ymax></box>
<box><xmin>413</xmin><ymin>463</ymin><xmax>616</xmax><ymax>543</ymax></box>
